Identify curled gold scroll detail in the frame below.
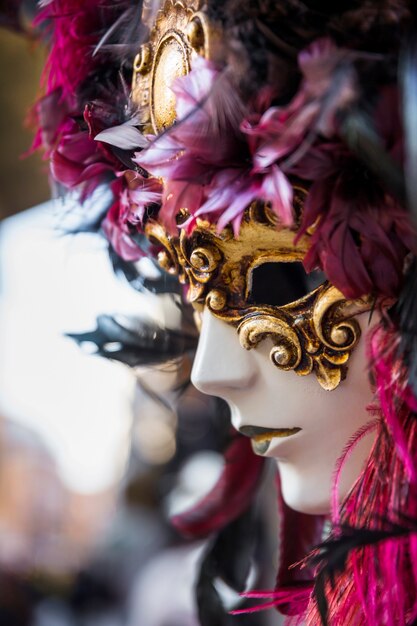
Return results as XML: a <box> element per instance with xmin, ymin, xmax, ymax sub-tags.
<box><xmin>145</xmin><ymin>211</ymin><xmax>372</xmax><ymax>390</ymax></box>
<box><xmin>231</xmin><ymin>285</ymin><xmax>370</xmax><ymax>391</ymax></box>
<box><xmin>238</xmin><ymin>314</ymin><xmax>302</xmax><ymax>371</ymax></box>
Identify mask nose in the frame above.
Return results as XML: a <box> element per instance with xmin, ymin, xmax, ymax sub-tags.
<box><xmin>191</xmin><ymin>308</ymin><xmax>257</xmax><ymax>396</ymax></box>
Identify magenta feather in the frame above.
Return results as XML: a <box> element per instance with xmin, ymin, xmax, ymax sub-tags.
<box><xmin>135</xmin><ymin>56</ymin><xmax>295</xmax><ymax>234</ymax></box>
<box><xmin>305</xmin><ymin>322</ymin><xmax>417</xmax><ymax>626</ymax></box>
<box><xmin>331</xmin><ymin>418</ymin><xmax>379</xmax><ymax>526</ymax></box>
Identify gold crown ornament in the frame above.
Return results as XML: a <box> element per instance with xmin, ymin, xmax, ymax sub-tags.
<box><xmin>132</xmin><ymin>0</ymin><xmax>222</xmax><ymax>132</ymax></box>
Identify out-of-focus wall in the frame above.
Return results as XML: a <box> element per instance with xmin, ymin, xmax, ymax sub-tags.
<box><xmin>0</xmin><ymin>28</ymin><xmax>49</xmax><ymax>220</ymax></box>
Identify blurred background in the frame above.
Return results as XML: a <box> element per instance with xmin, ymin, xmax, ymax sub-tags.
<box><xmin>0</xmin><ymin>11</ymin><xmax>280</xmax><ymax>626</ymax></box>
<box><xmin>0</xmin><ymin>22</ymin><xmax>49</xmax><ymax>219</ymax></box>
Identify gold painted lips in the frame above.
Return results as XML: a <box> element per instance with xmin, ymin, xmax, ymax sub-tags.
<box><xmin>239</xmin><ymin>426</ymin><xmax>301</xmax><ymax>454</ymax></box>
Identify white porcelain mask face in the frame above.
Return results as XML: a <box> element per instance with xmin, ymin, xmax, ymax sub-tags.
<box><xmin>191</xmin><ymin>308</ymin><xmax>376</xmax><ymax>515</ymax></box>
<box><xmin>146</xmin><ymin>206</ymin><xmax>376</xmax><ymax>513</ymax></box>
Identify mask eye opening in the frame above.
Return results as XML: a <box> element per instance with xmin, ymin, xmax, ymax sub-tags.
<box><xmin>247</xmin><ymin>261</ymin><xmax>325</xmax><ymax>308</ymax></box>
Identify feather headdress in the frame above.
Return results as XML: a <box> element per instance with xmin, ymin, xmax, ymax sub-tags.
<box><xmin>24</xmin><ymin>0</ymin><xmax>417</xmax><ymax>624</ymax></box>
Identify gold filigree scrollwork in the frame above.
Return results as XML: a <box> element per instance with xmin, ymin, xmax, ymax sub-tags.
<box><xmin>206</xmin><ymin>288</ymin><xmax>227</xmax><ymax>311</ymax></box>
<box><xmin>144</xmin><ymin>221</ymin><xmax>223</xmax><ymax>302</ymax></box>
<box><xmin>238</xmin><ymin>314</ymin><xmax>302</xmax><ymax>370</ymax></box>
<box><xmin>145</xmin><ymin>205</ymin><xmax>371</xmax><ymax>390</ymax></box>
<box><xmin>132</xmin><ymin>0</ymin><xmax>217</xmax><ymax>133</ymax></box>
<box><xmin>235</xmin><ymin>284</ymin><xmax>370</xmax><ymax>391</ymax></box>
<box><xmin>144</xmin><ymin>220</ymin><xmax>181</xmax><ymax>276</ymax></box>
<box><xmin>184</xmin><ymin>236</ymin><xmax>223</xmax><ymax>301</ymax></box>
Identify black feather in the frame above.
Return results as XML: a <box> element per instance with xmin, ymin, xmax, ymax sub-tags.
<box><xmin>66</xmin><ymin>314</ymin><xmax>197</xmax><ymax>367</ymax></box>
<box><xmin>393</xmin><ymin>258</ymin><xmax>417</xmax><ymax>398</ymax></box>
<box><xmin>196</xmin><ymin>506</ymin><xmax>260</xmax><ymax>626</ymax></box>
<box><xmin>0</xmin><ymin>0</ymin><xmax>38</xmax><ymax>33</ymax></box>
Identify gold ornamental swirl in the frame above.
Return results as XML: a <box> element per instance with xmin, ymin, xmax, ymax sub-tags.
<box><xmin>132</xmin><ymin>0</ymin><xmax>219</xmax><ymax>133</ymax></box>
<box><xmin>234</xmin><ymin>284</ymin><xmax>370</xmax><ymax>391</ymax></box>
<box><xmin>145</xmin><ymin>205</ymin><xmax>372</xmax><ymax>390</ymax></box>
<box><xmin>144</xmin><ymin>220</ymin><xmax>223</xmax><ymax>302</ymax></box>
<box><xmin>237</xmin><ymin>314</ymin><xmax>302</xmax><ymax>371</ymax></box>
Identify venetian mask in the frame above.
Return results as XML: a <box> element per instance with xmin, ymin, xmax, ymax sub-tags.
<box><xmin>141</xmin><ymin>200</ymin><xmax>377</xmax><ymax>513</ymax></box>
<box><xmin>133</xmin><ymin>0</ymin><xmax>378</xmax><ymax>513</ymax></box>
<box><xmin>132</xmin><ymin>0</ymin><xmax>373</xmax><ymax>391</ymax></box>
<box><xmin>145</xmin><ymin>198</ymin><xmax>372</xmax><ymax>391</ymax></box>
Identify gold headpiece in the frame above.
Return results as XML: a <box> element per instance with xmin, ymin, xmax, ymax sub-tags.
<box><xmin>132</xmin><ymin>0</ymin><xmax>220</xmax><ymax>133</ymax></box>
